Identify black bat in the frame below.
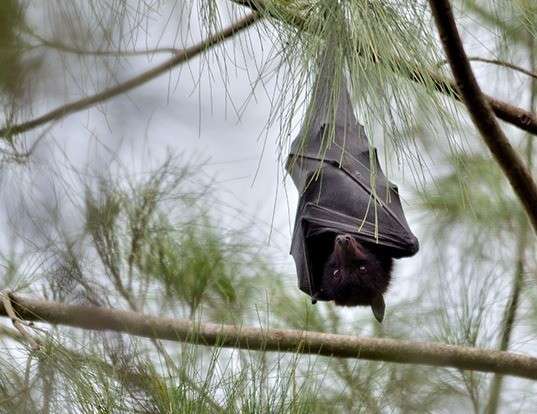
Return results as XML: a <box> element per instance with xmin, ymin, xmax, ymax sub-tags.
<box><xmin>285</xmin><ymin>25</ymin><xmax>419</xmax><ymax>323</ymax></box>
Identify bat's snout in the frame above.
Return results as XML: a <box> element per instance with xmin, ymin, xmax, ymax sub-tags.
<box><xmin>335</xmin><ymin>234</ymin><xmax>353</xmax><ymax>246</ymax></box>
<box><xmin>335</xmin><ymin>234</ymin><xmax>367</xmax><ymax>261</ymax></box>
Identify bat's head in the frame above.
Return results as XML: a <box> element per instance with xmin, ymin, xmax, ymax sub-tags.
<box><xmin>320</xmin><ymin>234</ymin><xmax>393</xmax><ymax>323</ymax></box>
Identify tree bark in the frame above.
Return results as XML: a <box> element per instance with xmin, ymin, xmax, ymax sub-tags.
<box><xmin>0</xmin><ymin>12</ymin><xmax>261</xmax><ymax>138</ymax></box>
<box><xmin>427</xmin><ymin>0</ymin><xmax>537</xmax><ymax>234</ymax></box>
<box><xmin>3</xmin><ymin>294</ymin><xmax>537</xmax><ymax>381</ymax></box>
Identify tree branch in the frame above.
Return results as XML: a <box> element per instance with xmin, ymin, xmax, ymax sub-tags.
<box><xmin>26</xmin><ymin>30</ymin><xmax>183</xmax><ymax>57</ymax></box>
<box><xmin>486</xmin><ymin>226</ymin><xmax>528</xmax><ymax>413</ymax></box>
<box><xmin>486</xmin><ymin>41</ymin><xmax>536</xmax><ymax>414</ymax></box>
<box><xmin>0</xmin><ymin>12</ymin><xmax>261</xmax><ymax>139</ymax></box>
<box><xmin>230</xmin><ymin>0</ymin><xmax>537</xmax><ymax>135</ymax></box>
<box><xmin>0</xmin><ymin>292</ymin><xmax>40</xmax><ymax>351</ymax></box>
<box><xmin>3</xmin><ymin>294</ymin><xmax>537</xmax><ymax>380</ymax></box>
<box><xmin>427</xmin><ymin>0</ymin><xmax>537</xmax><ymax>234</ymax></box>
<box><xmin>437</xmin><ymin>56</ymin><xmax>537</xmax><ymax>81</ymax></box>
<box><xmin>468</xmin><ymin>57</ymin><xmax>537</xmax><ymax>80</ymax></box>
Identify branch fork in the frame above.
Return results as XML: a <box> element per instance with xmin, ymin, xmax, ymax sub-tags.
<box><xmin>1</xmin><ymin>291</ymin><xmax>40</xmax><ymax>351</ymax></box>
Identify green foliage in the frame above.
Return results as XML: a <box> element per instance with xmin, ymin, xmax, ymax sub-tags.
<box><xmin>0</xmin><ymin>0</ymin><xmax>537</xmax><ymax>413</ymax></box>
<box><xmin>466</xmin><ymin>0</ymin><xmax>537</xmax><ymax>46</ymax></box>
<box><xmin>259</xmin><ymin>0</ymin><xmax>454</xmax><ymax>163</ymax></box>
<box><xmin>77</xmin><ymin>157</ymin><xmax>265</xmax><ymax>324</ymax></box>
<box><xmin>140</xmin><ymin>215</ymin><xmax>260</xmax><ymax>321</ymax></box>
<box><xmin>0</xmin><ymin>0</ymin><xmax>25</xmax><ymax>99</ymax></box>
<box><xmin>416</xmin><ymin>154</ymin><xmax>521</xmax><ymax>234</ymax></box>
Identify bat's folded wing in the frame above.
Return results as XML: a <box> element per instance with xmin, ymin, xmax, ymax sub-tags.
<box><xmin>290</xmin><ymin>197</ymin><xmax>419</xmax><ymax>299</ymax></box>
<box><xmin>285</xmin><ymin>23</ymin><xmax>419</xmax><ymax>300</ymax></box>
<box><xmin>297</xmin><ymin>202</ymin><xmax>419</xmax><ymax>255</ymax></box>
<box><xmin>287</xmin><ymin>144</ymin><xmax>419</xmax><ymax>299</ymax></box>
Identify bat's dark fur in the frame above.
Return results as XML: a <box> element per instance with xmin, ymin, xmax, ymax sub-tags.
<box><xmin>319</xmin><ymin>234</ymin><xmax>393</xmax><ymax>321</ymax></box>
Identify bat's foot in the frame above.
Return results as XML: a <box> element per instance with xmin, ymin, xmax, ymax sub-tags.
<box><xmin>370</xmin><ymin>294</ymin><xmax>386</xmax><ymax>323</ymax></box>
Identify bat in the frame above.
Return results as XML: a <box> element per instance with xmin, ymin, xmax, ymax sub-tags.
<box><xmin>285</xmin><ymin>22</ymin><xmax>419</xmax><ymax>323</ymax></box>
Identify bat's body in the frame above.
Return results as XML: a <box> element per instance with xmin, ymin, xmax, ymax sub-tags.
<box><xmin>286</xmin><ymin>9</ymin><xmax>418</xmax><ymax>322</ymax></box>
<box><xmin>319</xmin><ymin>234</ymin><xmax>393</xmax><ymax>322</ymax></box>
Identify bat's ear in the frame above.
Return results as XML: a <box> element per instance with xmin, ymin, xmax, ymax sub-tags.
<box><xmin>370</xmin><ymin>294</ymin><xmax>385</xmax><ymax>323</ymax></box>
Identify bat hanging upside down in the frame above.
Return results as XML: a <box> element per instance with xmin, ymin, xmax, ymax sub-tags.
<box><xmin>319</xmin><ymin>234</ymin><xmax>393</xmax><ymax>323</ymax></box>
<box><xmin>285</xmin><ymin>14</ymin><xmax>419</xmax><ymax>324</ymax></box>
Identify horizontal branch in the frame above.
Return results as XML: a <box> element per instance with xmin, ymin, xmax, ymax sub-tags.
<box><xmin>231</xmin><ymin>0</ymin><xmax>537</xmax><ymax>135</ymax></box>
<box><xmin>0</xmin><ymin>12</ymin><xmax>261</xmax><ymax>139</ymax></box>
<box><xmin>4</xmin><ymin>294</ymin><xmax>537</xmax><ymax>380</ymax></box>
<box><xmin>1</xmin><ymin>291</ymin><xmax>39</xmax><ymax>350</ymax></box>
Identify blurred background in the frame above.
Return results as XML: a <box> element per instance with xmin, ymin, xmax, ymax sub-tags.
<box><xmin>0</xmin><ymin>0</ymin><xmax>536</xmax><ymax>412</ymax></box>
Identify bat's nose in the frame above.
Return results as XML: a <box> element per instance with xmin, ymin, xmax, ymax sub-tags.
<box><xmin>336</xmin><ymin>235</ymin><xmax>351</xmax><ymax>245</ymax></box>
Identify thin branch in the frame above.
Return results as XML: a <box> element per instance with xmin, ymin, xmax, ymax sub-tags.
<box><xmin>40</xmin><ymin>42</ymin><xmax>182</xmax><ymax>58</ymax></box>
<box><xmin>437</xmin><ymin>56</ymin><xmax>537</xmax><ymax>80</ymax></box>
<box><xmin>0</xmin><ymin>12</ymin><xmax>261</xmax><ymax>139</ymax></box>
<box><xmin>26</xmin><ymin>31</ymin><xmax>182</xmax><ymax>57</ymax></box>
<box><xmin>486</xmin><ymin>227</ymin><xmax>528</xmax><ymax>413</ymax></box>
<box><xmin>230</xmin><ymin>0</ymin><xmax>537</xmax><ymax>135</ymax></box>
<box><xmin>427</xmin><ymin>0</ymin><xmax>537</xmax><ymax>234</ymax></box>
<box><xmin>2</xmin><ymin>295</ymin><xmax>537</xmax><ymax>380</ymax></box>
<box><xmin>0</xmin><ymin>292</ymin><xmax>40</xmax><ymax>351</ymax></box>
<box><xmin>485</xmin><ymin>41</ymin><xmax>536</xmax><ymax>414</ymax></box>
<box><xmin>450</xmin><ymin>57</ymin><xmax>537</xmax><ymax>80</ymax></box>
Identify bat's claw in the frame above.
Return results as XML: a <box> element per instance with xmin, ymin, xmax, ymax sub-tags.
<box><xmin>370</xmin><ymin>294</ymin><xmax>386</xmax><ymax>323</ymax></box>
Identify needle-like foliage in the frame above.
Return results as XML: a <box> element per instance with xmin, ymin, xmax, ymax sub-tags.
<box><xmin>0</xmin><ymin>0</ymin><xmax>536</xmax><ymax>413</ymax></box>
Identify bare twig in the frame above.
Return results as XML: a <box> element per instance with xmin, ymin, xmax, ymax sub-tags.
<box><xmin>2</xmin><ymin>294</ymin><xmax>537</xmax><ymax>380</ymax></box>
<box><xmin>0</xmin><ymin>12</ymin><xmax>261</xmax><ymax>139</ymax></box>
<box><xmin>486</xmin><ymin>227</ymin><xmax>528</xmax><ymax>413</ymax></box>
<box><xmin>43</xmin><ymin>43</ymin><xmax>182</xmax><ymax>58</ymax></box>
<box><xmin>468</xmin><ymin>57</ymin><xmax>537</xmax><ymax>80</ymax></box>
<box><xmin>27</xmin><ymin>31</ymin><xmax>182</xmax><ymax>57</ymax></box>
<box><xmin>231</xmin><ymin>0</ymin><xmax>537</xmax><ymax>135</ymax></box>
<box><xmin>485</xmin><ymin>40</ymin><xmax>536</xmax><ymax>414</ymax></box>
<box><xmin>0</xmin><ymin>292</ymin><xmax>40</xmax><ymax>351</ymax></box>
<box><xmin>438</xmin><ymin>56</ymin><xmax>537</xmax><ymax>80</ymax></box>
<box><xmin>427</xmin><ymin>0</ymin><xmax>537</xmax><ymax>234</ymax></box>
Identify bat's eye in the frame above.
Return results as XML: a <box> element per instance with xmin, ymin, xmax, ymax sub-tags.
<box><xmin>359</xmin><ymin>266</ymin><xmax>366</xmax><ymax>271</ymax></box>
<box><xmin>333</xmin><ymin>269</ymin><xmax>340</xmax><ymax>278</ymax></box>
